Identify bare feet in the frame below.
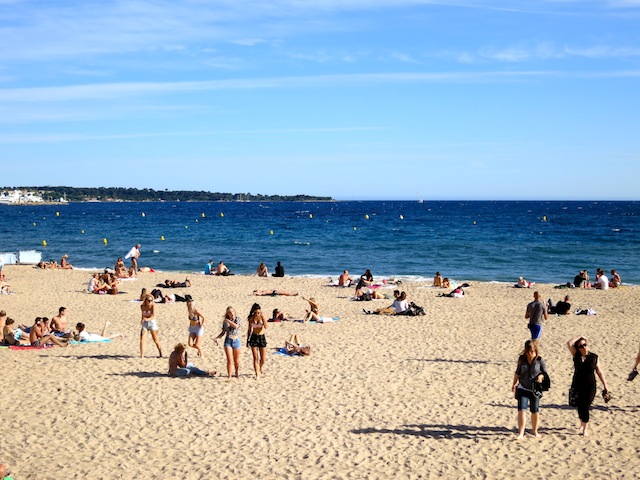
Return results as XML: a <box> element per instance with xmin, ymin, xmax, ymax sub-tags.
<box><xmin>514</xmin><ymin>434</ymin><xmax>524</xmax><ymax>440</ymax></box>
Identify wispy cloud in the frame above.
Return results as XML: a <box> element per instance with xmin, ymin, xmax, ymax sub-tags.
<box><xmin>564</xmin><ymin>45</ymin><xmax>640</xmax><ymax>58</ymax></box>
<box><xmin>0</xmin><ymin>126</ymin><xmax>387</xmax><ymax>144</ymax></box>
<box><xmin>0</xmin><ymin>71</ymin><xmax>561</xmax><ymax>103</ymax></box>
<box><xmin>3</xmin><ymin>1</ymin><xmax>636</xmax><ymax>63</ymax></box>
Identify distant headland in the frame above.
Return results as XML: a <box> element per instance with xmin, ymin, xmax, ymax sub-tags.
<box><xmin>0</xmin><ymin>186</ymin><xmax>333</xmax><ymax>203</ymax></box>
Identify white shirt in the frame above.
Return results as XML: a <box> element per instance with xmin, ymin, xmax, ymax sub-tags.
<box><xmin>596</xmin><ymin>275</ymin><xmax>609</xmax><ymax>290</ymax></box>
<box><xmin>392</xmin><ymin>299</ymin><xmax>409</xmax><ymax>313</ymax></box>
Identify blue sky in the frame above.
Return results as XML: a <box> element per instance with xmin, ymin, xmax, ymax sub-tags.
<box><xmin>1</xmin><ymin>0</ymin><xmax>638</xmax><ymax>200</ymax></box>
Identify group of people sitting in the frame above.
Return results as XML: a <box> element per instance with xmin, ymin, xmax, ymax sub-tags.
<box><xmin>114</xmin><ymin>257</ymin><xmax>137</xmax><ymax>278</ymax></box>
<box><xmin>1</xmin><ymin>307</ymin><xmax>70</xmax><ymax>347</ymax></box>
<box><xmin>1</xmin><ymin>308</ymin><xmax>121</xmax><ymax>347</ymax></box>
<box><xmin>433</xmin><ymin>272</ymin><xmax>453</xmax><ymax>289</ymax></box>
<box><xmin>573</xmin><ymin>269</ymin><xmax>621</xmax><ymax>289</ymax></box>
<box><xmin>87</xmin><ymin>272</ymin><xmax>120</xmax><ymax>295</ymax></box>
<box><xmin>204</xmin><ymin>261</ymin><xmax>233</xmax><ymax>276</ymax></box>
<box><xmin>36</xmin><ymin>254</ymin><xmax>74</xmax><ymax>270</ymax></box>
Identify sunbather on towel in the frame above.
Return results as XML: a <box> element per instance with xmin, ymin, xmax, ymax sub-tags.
<box><xmin>285</xmin><ymin>334</ymin><xmax>311</xmax><ymax>356</ymax></box>
<box><xmin>74</xmin><ymin>321</ymin><xmax>122</xmax><ymax>342</ymax></box>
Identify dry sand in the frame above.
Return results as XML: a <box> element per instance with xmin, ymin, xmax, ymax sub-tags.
<box><xmin>1</xmin><ymin>265</ymin><xmax>639</xmax><ymax>479</ymax></box>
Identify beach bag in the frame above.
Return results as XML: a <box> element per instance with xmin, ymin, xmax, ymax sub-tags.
<box><xmin>568</xmin><ymin>387</ymin><xmax>578</xmax><ymax>407</ymax></box>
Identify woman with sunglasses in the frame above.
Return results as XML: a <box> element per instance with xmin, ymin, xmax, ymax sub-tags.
<box><xmin>567</xmin><ymin>335</ymin><xmax>610</xmax><ymax>436</ymax></box>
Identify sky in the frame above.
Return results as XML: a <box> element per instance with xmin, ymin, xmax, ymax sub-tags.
<box><xmin>0</xmin><ymin>0</ymin><xmax>639</xmax><ymax>200</ymax></box>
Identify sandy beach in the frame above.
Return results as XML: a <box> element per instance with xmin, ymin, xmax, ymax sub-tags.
<box><xmin>1</xmin><ymin>265</ymin><xmax>639</xmax><ymax>479</ymax></box>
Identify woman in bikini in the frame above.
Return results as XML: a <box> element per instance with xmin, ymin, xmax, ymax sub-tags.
<box><xmin>186</xmin><ymin>298</ymin><xmax>205</xmax><ymax>358</ymax></box>
<box><xmin>246</xmin><ymin>303</ymin><xmax>268</xmax><ymax>379</ymax></box>
<box><xmin>302</xmin><ymin>297</ymin><xmax>320</xmax><ymax>322</ymax></box>
<box><xmin>215</xmin><ymin>306</ymin><xmax>242</xmax><ymax>379</ymax></box>
<box><xmin>140</xmin><ymin>294</ymin><xmax>162</xmax><ymax>358</ymax></box>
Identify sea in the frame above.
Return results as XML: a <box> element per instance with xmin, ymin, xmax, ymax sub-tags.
<box><xmin>0</xmin><ymin>200</ymin><xmax>638</xmax><ymax>285</ymax></box>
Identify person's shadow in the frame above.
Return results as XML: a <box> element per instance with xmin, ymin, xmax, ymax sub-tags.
<box><xmin>352</xmin><ymin>423</ymin><xmax>514</xmax><ymax>439</ymax></box>
<box><xmin>109</xmin><ymin>371</ymin><xmax>167</xmax><ymax>378</ymax></box>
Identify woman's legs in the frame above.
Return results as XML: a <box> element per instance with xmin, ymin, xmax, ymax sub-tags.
<box><xmin>516</xmin><ymin>410</ymin><xmax>526</xmax><ymax>439</ymax></box>
<box><xmin>251</xmin><ymin>346</ymin><xmax>260</xmax><ymax>379</ymax></box>
<box><xmin>233</xmin><ymin>347</ymin><xmax>241</xmax><ymax>378</ymax></box>
<box><xmin>149</xmin><ymin>330</ymin><xmax>162</xmax><ymax>357</ymax></box>
<box><xmin>577</xmin><ymin>388</ymin><xmax>595</xmax><ymax>435</ymax></box>
<box><xmin>531</xmin><ymin>412</ymin><xmax>540</xmax><ymax>437</ymax></box>
<box><xmin>194</xmin><ymin>334</ymin><xmax>203</xmax><ymax>358</ymax></box>
<box><xmin>224</xmin><ymin>346</ymin><xmax>234</xmax><ymax>378</ymax></box>
<box><xmin>139</xmin><ymin>329</ymin><xmax>145</xmax><ymax>358</ymax></box>
<box><xmin>258</xmin><ymin>346</ymin><xmax>266</xmax><ymax>374</ymax></box>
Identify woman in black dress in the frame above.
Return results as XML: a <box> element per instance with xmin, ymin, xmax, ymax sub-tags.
<box><xmin>567</xmin><ymin>335</ymin><xmax>610</xmax><ymax>436</ymax></box>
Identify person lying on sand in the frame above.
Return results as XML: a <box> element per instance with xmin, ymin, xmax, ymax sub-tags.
<box><xmin>253</xmin><ymin>289</ymin><xmax>298</xmax><ymax>297</ymax></box>
<box><xmin>285</xmin><ymin>334</ymin><xmax>311</xmax><ymax>356</ymax></box>
<box><xmin>74</xmin><ymin>321</ymin><xmax>122</xmax><ymax>342</ymax></box>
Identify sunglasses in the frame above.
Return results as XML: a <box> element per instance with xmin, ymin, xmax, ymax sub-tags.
<box><xmin>578</xmin><ymin>343</ymin><xmax>587</xmax><ymax>349</ymax></box>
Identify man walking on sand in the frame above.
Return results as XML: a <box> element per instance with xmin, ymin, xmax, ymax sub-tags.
<box><xmin>525</xmin><ymin>291</ymin><xmax>548</xmax><ymax>340</ymax></box>
<box><xmin>126</xmin><ymin>244</ymin><xmax>141</xmax><ymax>271</ymax></box>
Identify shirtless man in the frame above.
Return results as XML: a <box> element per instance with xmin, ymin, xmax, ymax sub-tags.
<box><xmin>60</xmin><ymin>254</ymin><xmax>74</xmax><ymax>269</ymax></box>
<box><xmin>29</xmin><ymin>317</ymin><xmax>68</xmax><ymax>347</ymax></box>
<box><xmin>215</xmin><ymin>261</ymin><xmax>230</xmax><ymax>276</ymax></box>
<box><xmin>338</xmin><ymin>270</ymin><xmax>354</xmax><ymax>287</ymax></box>
<box><xmin>125</xmin><ymin>244</ymin><xmax>141</xmax><ymax>271</ymax></box>
<box><xmin>51</xmin><ymin>307</ymin><xmax>73</xmax><ymax>338</ymax></box>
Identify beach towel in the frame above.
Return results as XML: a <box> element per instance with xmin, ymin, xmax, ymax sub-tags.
<box><xmin>273</xmin><ymin>347</ymin><xmax>299</xmax><ymax>357</ymax></box>
<box><xmin>9</xmin><ymin>344</ymin><xmax>54</xmax><ymax>350</ymax></box>
<box><xmin>69</xmin><ymin>338</ymin><xmax>112</xmax><ymax>345</ymax></box>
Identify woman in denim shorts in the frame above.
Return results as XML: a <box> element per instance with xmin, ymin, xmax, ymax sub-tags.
<box><xmin>511</xmin><ymin>340</ymin><xmax>547</xmax><ymax>439</ymax></box>
<box><xmin>215</xmin><ymin>306</ymin><xmax>242</xmax><ymax>379</ymax></box>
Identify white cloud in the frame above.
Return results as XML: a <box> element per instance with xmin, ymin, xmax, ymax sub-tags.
<box><xmin>0</xmin><ymin>71</ymin><xmax>561</xmax><ymax>102</ymax></box>
<box><xmin>564</xmin><ymin>45</ymin><xmax>640</xmax><ymax>58</ymax></box>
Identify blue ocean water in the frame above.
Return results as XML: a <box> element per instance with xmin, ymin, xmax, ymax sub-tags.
<box><xmin>0</xmin><ymin>201</ymin><xmax>638</xmax><ymax>284</ymax></box>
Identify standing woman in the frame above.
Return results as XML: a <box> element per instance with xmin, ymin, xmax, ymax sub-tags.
<box><xmin>567</xmin><ymin>335</ymin><xmax>610</xmax><ymax>436</ymax></box>
<box><xmin>140</xmin><ymin>294</ymin><xmax>162</xmax><ymax>358</ymax></box>
<box><xmin>215</xmin><ymin>306</ymin><xmax>242</xmax><ymax>379</ymax></box>
<box><xmin>246</xmin><ymin>303</ymin><xmax>268</xmax><ymax>379</ymax></box>
<box><xmin>511</xmin><ymin>340</ymin><xmax>547</xmax><ymax>439</ymax></box>
<box><xmin>186</xmin><ymin>297</ymin><xmax>205</xmax><ymax>358</ymax></box>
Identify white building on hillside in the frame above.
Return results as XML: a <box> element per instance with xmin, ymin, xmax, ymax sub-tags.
<box><xmin>0</xmin><ymin>190</ymin><xmax>45</xmax><ymax>204</ymax></box>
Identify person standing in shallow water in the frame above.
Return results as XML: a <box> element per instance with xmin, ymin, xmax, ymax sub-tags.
<box><xmin>525</xmin><ymin>291</ymin><xmax>548</xmax><ymax>340</ymax></box>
